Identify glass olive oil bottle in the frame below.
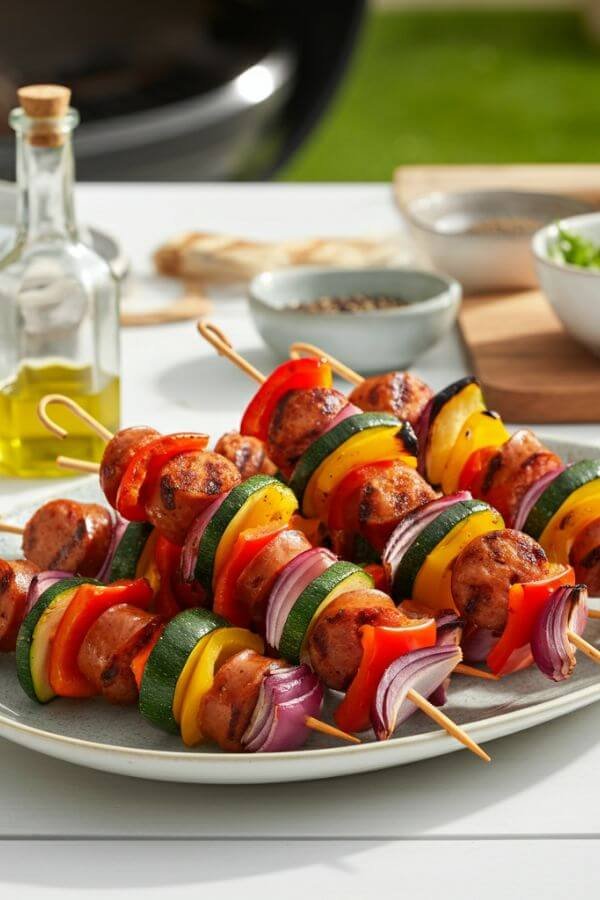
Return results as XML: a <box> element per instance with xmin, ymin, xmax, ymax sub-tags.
<box><xmin>0</xmin><ymin>85</ymin><xmax>120</xmax><ymax>477</ymax></box>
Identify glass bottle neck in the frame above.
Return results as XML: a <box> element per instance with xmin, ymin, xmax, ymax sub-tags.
<box><xmin>16</xmin><ymin>132</ymin><xmax>78</xmax><ymax>242</ymax></box>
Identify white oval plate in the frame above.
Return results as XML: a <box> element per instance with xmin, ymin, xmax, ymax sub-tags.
<box><xmin>0</xmin><ymin>435</ymin><xmax>598</xmax><ymax>784</ymax></box>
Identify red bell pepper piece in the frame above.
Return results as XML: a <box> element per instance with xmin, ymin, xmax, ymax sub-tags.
<box><xmin>335</xmin><ymin>618</ymin><xmax>437</xmax><ymax>733</ymax></box>
<box><xmin>49</xmin><ymin>578</ymin><xmax>154</xmax><ymax>698</ymax></box>
<box><xmin>116</xmin><ymin>433</ymin><xmax>209</xmax><ymax>521</ymax></box>
<box><xmin>213</xmin><ymin>524</ymin><xmax>286</xmax><ymax>625</ymax></box>
<box><xmin>153</xmin><ymin>535</ymin><xmax>183</xmax><ymax>620</ymax></box>
<box><xmin>487</xmin><ymin>565</ymin><xmax>575</xmax><ymax>676</ymax></box>
<box><xmin>362</xmin><ymin>564</ymin><xmax>390</xmax><ymax>594</ymax></box>
<box><xmin>458</xmin><ymin>445</ymin><xmax>498</xmax><ymax>495</ymax></box>
<box><xmin>328</xmin><ymin>460</ymin><xmax>396</xmax><ymax>552</ymax></box>
<box><xmin>131</xmin><ymin>624</ymin><xmax>165</xmax><ymax>690</ymax></box>
<box><xmin>240</xmin><ymin>358</ymin><xmax>332</xmax><ymax>442</ymax></box>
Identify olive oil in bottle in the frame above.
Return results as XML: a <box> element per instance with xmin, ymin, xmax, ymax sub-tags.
<box><xmin>0</xmin><ymin>85</ymin><xmax>120</xmax><ymax>477</ymax></box>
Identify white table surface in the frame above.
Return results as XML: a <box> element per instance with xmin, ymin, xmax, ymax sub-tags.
<box><xmin>0</xmin><ymin>183</ymin><xmax>598</xmax><ymax>897</ymax></box>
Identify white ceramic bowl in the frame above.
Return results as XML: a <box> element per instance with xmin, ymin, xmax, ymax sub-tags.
<box><xmin>248</xmin><ymin>266</ymin><xmax>461</xmax><ymax>373</ymax></box>
<box><xmin>406</xmin><ymin>190</ymin><xmax>591</xmax><ymax>294</ymax></box>
<box><xmin>533</xmin><ymin>212</ymin><xmax>600</xmax><ymax>357</ymax></box>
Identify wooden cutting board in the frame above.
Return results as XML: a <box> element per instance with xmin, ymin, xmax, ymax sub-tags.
<box><xmin>393</xmin><ymin>164</ymin><xmax>600</xmax><ymax>423</ymax></box>
<box><xmin>393</xmin><ymin>163</ymin><xmax>600</xmax><ymax>208</ymax></box>
<box><xmin>459</xmin><ymin>291</ymin><xmax>600</xmax><ymax>423</ymax></box>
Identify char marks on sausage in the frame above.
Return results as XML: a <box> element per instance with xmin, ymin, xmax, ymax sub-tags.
<box><xmin>267</xmin><ymin>387</ymin><xmax>348</xmax><ymax>476</ymax></box>
<box><xmin>200</xmin><ymin>649</ymin><xmax>281</xmax><ymax>752</ymax></box>
<box><xmin>348</xmin><ymin>371</ymin><xmax>433</xmax><ymax>428</ymax></box>
<box><xmin>77</xmin><ymin>604</ymin><xmax>162</xmax><ymax>704</ymax></box>
<box><xmin>451</xmin><ymin>529</ymin><xmax>549</xmax><ymax>632</ymax></box>
<box><xmin>22</xmin><ymin>499</ymin><xmax>113</xmax><ymax>576</ymax></box>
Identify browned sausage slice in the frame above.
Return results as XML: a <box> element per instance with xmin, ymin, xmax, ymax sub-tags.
<box><xmin>214</xmin><ymin>432</ymin><xmax>276</xmax><ymax>480</ymax></box>
<box><xmin>0</xmin><ymin>559</ymin><xmax>40</xmax><ymax>651</ymax></box>
<box><xmin>267</xmin><ymin>387</ymin><xmax>348</xmax><ymax>475</ymax></box>
<box><xmin>479</xmin><ymin>430</ymin><xmax>562</xmax><ymax>525</ymax></box>
<box><xmin>236</xmin><ymin>529</ymin><xmax>312</xmax><ymax>632</ymax></box>
<box><xmin>200</xmin><ymin>649</ymin><xmax>279</xmax><ymax>752</ymax></box>
<box><xmin>144</xmin><ymin>450</ymin><xmax>241</xmax><ymax>545</ymax></box>
<box><xmin>331</xmin><ymin>460</ymin><xmax>437</xmax><ymax>556</ymax></box>
<box><xmin>100</xmin><ymin>426</ymin><xmax>161</xmax><ymax>507</ymax></box>
<box><xmin>77</xmin><ymin>604</ymin><xmax>162</xmax><ymax>704</ymax></box>
<box><xmin>348</xmin><ymin>371</ymin><xmax>433</xmax><ymax>428</ymax></box>
<box><xmin>451</xmin><ymin>528</ymin><xmax>549</xmax><ymax>632</ymax></box>
<box><xmin>23</xmin><ymin>499</ymin><xmax>113</xmax><ymax>576</ymax></box>
<box><xmin>307</xmin><ymin>589</ymin><xmax>411</xmax><ymax>691</ymax></box>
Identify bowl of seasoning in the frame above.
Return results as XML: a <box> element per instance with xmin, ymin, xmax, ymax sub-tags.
<box><xmin>533</xmin><ymin>212</ymin><xmax>600</xmax><ymax>356</ymax></box>
<box><xmin>405</xmin><ymin>190</ymin><xmax>592</xmax><ymax>294</ymax></box>
<box><xmin>248</xmin><ymin>266</ymin><xmax>461</xmax><ymax>372</ymax></box>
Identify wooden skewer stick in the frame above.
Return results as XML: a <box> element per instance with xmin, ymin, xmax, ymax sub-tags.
<box><xmin>407</xmin><ymin>689</ymin><xmax>491</xmax><ymax>763</ymax></box>
<box><xmin>569</xmin><ymin>630</ymin><xmax>600</xmax><ymax>665</ymax></box>
<box><xmin>454</xmin><ymin>662</ymin><xmax>499</xmax><ymax>682</ymax></box>
<box><xmin>0</xmin><ymin>521</ymin><xmax>25</xmax><ymax>536</ymax></box>
<box><xmin>38</xmin><ymin>394</ymin><xmax>114</xmax><ymax>442</ymax></box>
<box><xmin>588</xmin><ymin>609</ymin><xmax>600</xmax><ymax>620</ymax></box>
<box><xmin>305</xmin><ymin>716</ymin><xmax>361</xmax><ymax>745</ymax></box>
<box><xmin>290</xmin><ymin>341</ymin><xmax>364</xmax><ymax>386</ymax></box>
<box><xmin>56</xmin><ymin>455</ymin><xmax>101</xmax><ymax>474</ymax></box>
<box><xmin>197</xmin><ymin>321</ymin><xmax>266</xmax><ymax>385</ymax></box>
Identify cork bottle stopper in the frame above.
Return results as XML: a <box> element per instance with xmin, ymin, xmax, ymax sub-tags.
<box><xmin>17</xmin><ymin>85</ymin><xmax>72</xmax><ymax>147</ymax></box>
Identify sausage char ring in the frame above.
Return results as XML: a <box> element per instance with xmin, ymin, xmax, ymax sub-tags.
<box><xmin>267</xmin><ymin>387</ymin><xmax>348</xmax><ymax>475</ymax></box>
<box><xmin>78</xmin><ymin>604</ymin><xmax>162</xmax><ymax>704</ymax></box>
<box><xmin>349</xmin><ymin>372</ymin><xmax>433</xmax><ymax>428</ymax></box>
<box><xmin>451</xmin><ymin>528</ymin><xmax>549</xmax><ymax>632</ymax></box>
<box><xmin>23</xmin><ymin>499</ymin><xmax>113</xmax><ymax>577</ymax></box>
<box><xmin>214</xmin><ymin>431</ymin><xmax>276</xmax><ymax>480</ymax></box>
<box><xmin>144</xmin><ymin>451</ymin><xmax>240</xmax><ymax>545</ymax></box>
<box><xmin>306</xmin><ymin>589</ymin><xmax>415</xmax><ymax>691</ymax></box>
<box><xmin>200</xmin><ymin>649</ymin><xmax>283</xmax><ymax>752</ymax></box>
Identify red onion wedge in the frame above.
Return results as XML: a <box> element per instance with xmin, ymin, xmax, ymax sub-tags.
<box><xmin>428</xmin><ymin>614</ymin><xmax>464</xmax><ymax>706</ymax></box>
<box><xmin>372</xmin><ymin>644</ymin><xmax>462</xmax><ymax>741</ymax></box>
<box><xmin>96</xmin><ymin>513</ymin><xmax>128</xmax><ymax>582</ymax></box>
<box><xmin>461</xmin><ymin>625</ymin><xmax>500</xmax><ymax>664</ymax></box>
<box><xmin>531</xmin><ymin>584</ymin><xmax>589</xmax><ymax>682</ymax></box>
<box><xmin>513</xmin><ymin>465</ymin><xmax>565</xmax><ymax>531</ymax></box>
<box><xmin>321</xmin><ymin>403</ymin><xmax>363</xmax><ymax>437</ymax></box>
<box><xmin>383</xmin><ymin>492</ymin><xmax>471</xmax><ymax>594</ymax></box>
<box><xmin>180</xmin><ymin>493</ymin><xmax>229</xmax><ymax>583</ymax></box>
<box><xmin>243</xmin><ymin>664</ymin><xmax>324</xmax><ymax>752</ymax></box>
<box><xmin>25</xmin><ymin>571</ymin><xmax>72</xmax><ymax>615</ymax></box>
<box><xmin>265</xmin><ymin>547</ymin><xmax>336</xmax><ymax>650</ymax></box>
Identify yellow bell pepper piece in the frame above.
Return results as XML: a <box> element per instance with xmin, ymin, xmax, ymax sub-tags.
<box><xmin>179</xmin><ymin>627</ymin><xmax>264</xmax><ymax>747</ymax></box>
<box><xmin>172</xmin><ymin>632</ymin><xmax>212</xmax><ymax>724</ymax></box>
<box><xmin>412</xmin><ymin>507</ymin><xmax>504</xmax><ymax>613</ymax></box>
<box><xmin>213</xmin><ymin>482</ymin><xmax>298</xmax><ymax>588</ymax></box>
<box><xmin>441</xmin><ymin>410</ymin><xmax>510</xmax><ymax>495</ymax></box>
<box><xmin>135</xmin><ymin>529</ymin><xmax>161</xmax><ymax>597</ymax></box>
<box><xmin>303</xmin><ymin>425</ymin><xmax>416</xmax><ymax>519</ymax></box>
<box><xmin>540</xmin><ymin>478</ymin><xmax>600</xmax><ymax>563</ymax></box>
<box><xmin>426</xmin><ymin>382</ymin><xmax>485</xmax><ymax>487</ymax></box>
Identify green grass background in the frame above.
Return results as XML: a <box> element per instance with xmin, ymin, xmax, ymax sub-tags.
<box><xmin>281</xmin><ymin>8</ymin><xmax>600</xmax><ymax>181</ymax></box>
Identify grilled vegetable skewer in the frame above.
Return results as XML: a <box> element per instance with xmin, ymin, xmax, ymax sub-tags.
<box><xmin>198</xmin><ymin>324</ymin><xmax>600</xmax><ymax>679</ymax></box>
<box><xmin>289</xmin><ymin>341</ymin><xmax>600</xmax><ymax>600</ymax></box>
<box><xmin>12</xmin><ymin>573</ymin><xmax>352</xmax><ymax>751</ymax></box>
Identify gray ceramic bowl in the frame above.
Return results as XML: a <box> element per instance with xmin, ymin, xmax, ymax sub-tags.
<box><xmin>248</xmin><ymin>266</ymin><xmax>461</xmax><ymax>373</ymax></box>
<box><xmin>406</xmin><ymin>189</ymin><xmax>592</xmax><ymax>294</ymax></box>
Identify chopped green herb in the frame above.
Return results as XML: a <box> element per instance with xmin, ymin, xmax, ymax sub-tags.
<box><xmin>550</xmin><ymin>228</ymin><xmax>600</xmax><ymax>270</ymax></box>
